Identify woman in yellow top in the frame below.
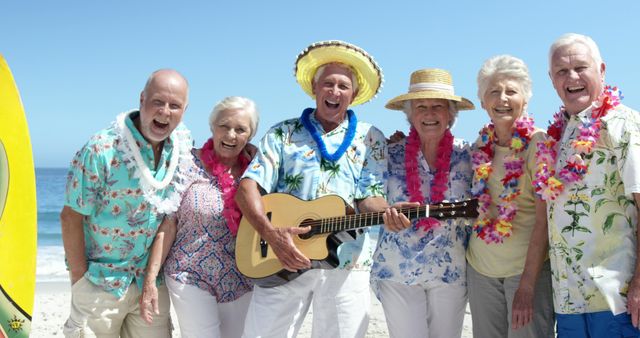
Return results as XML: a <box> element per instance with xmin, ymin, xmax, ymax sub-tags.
<box><xmin>466</xmin><ymin>55</ymin><xmax>554</xmax><ymax>338</ymax></box>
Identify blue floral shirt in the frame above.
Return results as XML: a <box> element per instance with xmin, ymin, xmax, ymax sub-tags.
<box><xmin>65</xmin><ymin>111</ymin><xmax>191</xmax><ymax>297</ymax></box>
<box><xmin>370</xmin><ymin>137</ymin><xmax>473</xmax><ymax>294</ymax></box>
<box><xmin>242</xmin><ymin>109</ymin><xmax>387</xmax><ymax>270</ymax></box>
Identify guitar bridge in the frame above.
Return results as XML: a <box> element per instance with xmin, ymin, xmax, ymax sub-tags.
<box><xmin>260</xmin><ymin>239</ymin><xmax>268</xmax><ymax>258</ymax></box>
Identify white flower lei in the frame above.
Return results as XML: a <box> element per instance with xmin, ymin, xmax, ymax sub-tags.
<box><xmin>113</xmin><ymin>110</ymin><xmax>193</xmax><ymax>214</ymax></box>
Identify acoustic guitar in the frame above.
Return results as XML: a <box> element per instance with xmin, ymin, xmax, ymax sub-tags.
<box><xmin>235</xmin><ymin>193</ymin><xmax>478</xmax><ymax>287</ymax></box>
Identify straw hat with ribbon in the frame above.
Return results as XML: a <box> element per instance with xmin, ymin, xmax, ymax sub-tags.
<box><xmin>385</xmin><ymin>68</ymin><xmax>474</xmax><ymax>111</ymax></box>
<box><xmin>294</xmin><ymin>40</ymin><xmax>383</xmax><ymax>106</ymax></box>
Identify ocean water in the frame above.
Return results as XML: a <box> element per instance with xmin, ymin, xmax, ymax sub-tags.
<box><xmin>36</xmin><ymin>167</ymin><xmax>68</xmax><ymax>282</ymax></box>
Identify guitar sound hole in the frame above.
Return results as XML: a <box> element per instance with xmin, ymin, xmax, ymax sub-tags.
<box><xmin>298</xmin><ymin>219</ymin><xmax>316</xmax><ymax>240</ymax></box>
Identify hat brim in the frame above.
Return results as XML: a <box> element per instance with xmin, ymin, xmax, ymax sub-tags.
<box><xmin>295</xmin><ymin>41</ymin><xmax>382</xmax><ymax>106</ymax></box>
<box><xmin>385</xmin><ymin>92</ymin><xmax>475</xmax><ymax>111</ymax></box>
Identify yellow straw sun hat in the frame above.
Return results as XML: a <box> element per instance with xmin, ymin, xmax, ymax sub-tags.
<box><xmin>385</xmin><ymin>68</ymin><xmax>474</xmax><ymax>111</ymax></box>
<box><xmin>294</xmin><ymin>40</ymin><xmax>383</xmax><ymax>106</ymax></box>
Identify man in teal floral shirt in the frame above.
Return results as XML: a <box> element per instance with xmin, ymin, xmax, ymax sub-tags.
<box><xmin>546</xmin><ymin>33</ymin><xmax>640</xmax><ymax>337</ymax></box>
<box><xmin>60</xmin><ymin>69</ymin><xmax>193</xmax><ymax>337</ymax></box>
<box><xmin>236</xmin><ymin>41</ymin><xmax>401</xmax><ymax>338</ymax></box>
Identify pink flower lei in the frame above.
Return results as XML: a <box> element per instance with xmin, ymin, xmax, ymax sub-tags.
<box><xmin>532</xmin><ymin>85</ymin><xmax>622</xmax><ymax>201</ymax></box>
<box><xmin>404</xmin><ymin>127</ymin><xmax>453</xmax><ymax>231</ymax></box>
<box><xmin>200</xmin><ymin>138</ymin><xmax>249</xmax><ymax>236</ymax></box>
<box><xmin>471</xmin><ymin>116</ymin><xmax>535</xmax><ymax>244</ymax></box>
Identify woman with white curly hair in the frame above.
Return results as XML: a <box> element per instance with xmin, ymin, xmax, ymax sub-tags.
<box><xmin>140</xmin><ymin>96</ymin><xmax>259</xmax><ymax>338</ymax></box>
<box><xmin>466</xmin><ymin>55</ymin><xmax>554</xmax><ymax>338</ymax></box>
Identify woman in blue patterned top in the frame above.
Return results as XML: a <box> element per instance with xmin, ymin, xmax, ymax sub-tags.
<box><xmin>370</xmin><ymin>69</ymin><xmax>475</xmax><ymax>338</ymax></box>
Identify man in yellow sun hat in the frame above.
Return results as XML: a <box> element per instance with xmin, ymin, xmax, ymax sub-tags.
<box><xmin>236</xmin><ymin>40</ymin><xmax>399</xmax><ymax>337</ymax></box>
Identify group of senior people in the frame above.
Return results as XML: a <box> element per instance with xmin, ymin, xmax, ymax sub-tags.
<box><xmin>61</xmin><ymin>32</ymin><xmax>640</xmax><ymax>338</ymax></box>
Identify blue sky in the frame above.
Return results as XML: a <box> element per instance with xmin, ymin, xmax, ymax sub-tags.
<box><xmin>3</xmin><ymin>1</ymin><xmax>639</xmax><ymax>168</ymax></box>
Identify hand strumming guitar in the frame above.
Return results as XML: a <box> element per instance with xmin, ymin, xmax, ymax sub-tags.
<box><xmin>235</xmin><ymin>178</ymin><xmax>313</xmax><ymax>272</ymax></box>
<box><xmin>263</xmin><ymin>226</ymin><xmax>312</xmax><ymax>272</ymax></box>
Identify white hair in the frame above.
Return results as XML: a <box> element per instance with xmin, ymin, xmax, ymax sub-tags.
<box><xmin>209</xmin><ymin>96</ymin><xmax>260</xmax><ymax>140</ymax></box>
<box><xmin>548</xmin><ymin>33</ymin><xmax>603</xmax><ymax>72</ymax></box>
<box><xmin>477</xmin><ymin>55</ymin><xmax>532</xmax><ymax>104</ymax></box>
<box><xmin>402</xmin><ymin>99</ymin><xmax>459</xmax><ymax>129</ymax></box>
<box><xmin>312</xmin><ymin>63</ymin><xmax>359</xmax><ymax>93</ymax></box>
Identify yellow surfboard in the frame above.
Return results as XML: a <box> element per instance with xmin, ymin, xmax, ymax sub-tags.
<box><xmin>0</xmin><ymin>55</ymin><xmax>37</xmax><ymax>337</ymax></box>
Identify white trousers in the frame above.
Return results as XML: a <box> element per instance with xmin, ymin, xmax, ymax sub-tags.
<box><xmin>166</xmin><ymin>275</ymin><xmax>252</xmax><ymax>338</ymax></box>
<box><xmin>242</xmin><ymin>269</ymin><xmax>371</xmax><ymax>338</ymax></box>
<box><xmin>378</xmin><ymin>280</ymin><xmax>467</xmax><ymax>338</ymax></box>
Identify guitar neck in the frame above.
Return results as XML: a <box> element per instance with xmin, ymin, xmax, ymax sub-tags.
<box><xmin>306</xmin><ymin>202</ymin><xmax>473</xmax><ymax>235</ymax></box>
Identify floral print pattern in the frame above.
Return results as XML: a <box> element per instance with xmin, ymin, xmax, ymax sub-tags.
<box><xmin>242</xmin><ymin>110</ymin><xmax>387</xmax><ymax>270</ymax></box>
<box><xmin>548</xmin><ymin>104</ymin><xmax>640</xmax><ymax>314</ymax></box>
<box><xmin>65</xmin><ymin>112</ymin><xmax>187</xmax><ymax>297</ymax></box>
<box><xmin>370</xmin><ymin>138</ymin><xmax>473</xmax><ymax>294</ymax></box>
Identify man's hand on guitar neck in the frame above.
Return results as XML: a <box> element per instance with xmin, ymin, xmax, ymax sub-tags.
<box><xmin>383</xmin><ymin>202</ymin><xmax>418</xmax><ymax>232</ymax></box>
<box><xmin>263</xmin><ymin>226</ymin><xmax>312</xmax><ymax>272</ymax></box>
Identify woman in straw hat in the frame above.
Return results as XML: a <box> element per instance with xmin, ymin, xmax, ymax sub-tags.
<box><xmin>466</xmin><ymin>55</ymin><xmax>554</xmax><ymax>337</ymax></box>
<box><xmin>370</xmin><ymin>68</ymin><xmax>475</xmax><ymax>338</ymax></box>
<box><xmin>236</xmin><ymin>40</ymin><xmax>399</xmax><ymax>338</ymax></box>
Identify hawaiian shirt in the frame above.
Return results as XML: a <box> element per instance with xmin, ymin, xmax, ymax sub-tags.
<box><xmin>164</xmin><ymin>150</ymin><xmax>253</xmax><ymax>302</ymax></box>
<box><xmin>242</xmin><ymin>109</ymin><xmax>387</xmax><ymax>270</ymax></box>
<box><xmin>370</xmin><ymin>138</ymin><xmax>473</xmax><ymax>295</ymax></box>
<box><xmin>548</xmin><ymin>104</ymin><xmax>640</xmax><ymax>314</ymax></box>
<box><xmin>65</xmin><ymin>111</ymin><xmax>188</xmax><ymax>297</ymax></box>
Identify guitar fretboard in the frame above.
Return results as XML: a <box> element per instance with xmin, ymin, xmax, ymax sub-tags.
<box><xmin>300</xmin><ymin>201</ymin><xmax>476</xmax><ymax>236</ymax></box>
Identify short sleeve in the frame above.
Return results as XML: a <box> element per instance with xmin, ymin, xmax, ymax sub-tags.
<box><xmin>526</xmin><ymin>130</ymin><xmax>547</xmax><ymax>180</ymax></box>
<box><xmin>241</xmin><ymin>125</ymin><xmax>283</xmax><ymax>193</ymax></box>
<box><xmin>64</xmin><ymin>142</ymin><xmax>106</xmax><ymax>216</ymax></box>
<box><xmin>354</xmin><ymin>126</ymin><xmax>387</xmax><ymax>199</ymax></box>
<box><xmin>608</xmin><ymin>107</ymin><xmax>640</xmax><ymax>195</ymax></box>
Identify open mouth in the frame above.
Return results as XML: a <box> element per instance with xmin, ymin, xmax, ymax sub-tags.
<box><xmin>567</xmin><ymin>85</ymin><xmax>585</xmax><ymax>94</ymax></box>
<box><xmin>493</xmin><ymin>107</ymin><xmax>513</xmax><ymax>114</ymax></box>
<box><xmin>153</xmin><ymin>119</ymin><xmax>169</xmax><ymax>130</ymax></box>
<box><xmin>325</xmin><ymin>99</ymin><xmax>340</xmax><ymax>109</ymax></box>
<box><xmin>220</xmin><ymin>141</ymin><xmax>236</xmax><ymax>149</ymax></box>
<box><xmin>421</xmin><ymin>121</ymin><xmax>439</xmax><ymax>126</ymax></box>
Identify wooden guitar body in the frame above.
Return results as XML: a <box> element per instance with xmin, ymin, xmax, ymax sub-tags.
<box><xmin>235</xmin><ymin>193</ymin><xmax>478</xmax><ymax>287</ymax></box>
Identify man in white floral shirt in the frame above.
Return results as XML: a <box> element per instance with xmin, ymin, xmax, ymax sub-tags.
<box><xmin>60</xmin><ymin>69</ymin><xmax>192</xmax><ymax>337</ymax></box>
<box><xmin>546</xmin><ymin>33</ymin><xmax>640</xmax><ymax>337</ymax></box>
<box><xmin>236</xmin><ymin>41</ymin><xmax>405</xmax><ymax>338</ymax></box>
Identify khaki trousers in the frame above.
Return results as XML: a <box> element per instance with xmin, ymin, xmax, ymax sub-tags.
<box><xmin>63</xmin><ymin>277</ymin><xmax>171</xmax><ymax>338</ymax></box>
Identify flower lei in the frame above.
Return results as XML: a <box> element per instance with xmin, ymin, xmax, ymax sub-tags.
<box><xmin>533</xmin><ymin>85</ymin><xmax>622</xmax><ymax>201</ymax></box>
<box><xmin>300</xmin><ymin>108</ymin><xmax>357</xmax><ymax>162</ymax></box>
<box><xmin>471</xmin><ymin>116</ymin><xmax>535</xmax><ymax>244</ymax></box>
<box><xmin>404</xmin><ymin>127</ymin><xmax>453</xmax><ymax>231</ymax></box>
<box><xmin>200</xmin><ymin>138</ymin><xmax>249</xmax><ymax>236</ymax></box>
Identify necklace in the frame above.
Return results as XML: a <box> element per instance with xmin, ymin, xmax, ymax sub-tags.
<box><xmin>300</xmin><ymin>108</ymin><xmax>357</xmax><ymax>162</ymax></box>
<box><xmin>114</xmin><ymin>111</ymin><xmax>192</xmax><ymax>214</ymax></box>
<box><xmin>472</xmin><ymin>116</ymin><xmax>535</xmax><ymax>244</ymax></box>
<box><xmin>200</xmin><ymin>138</ymin><xmax>249</xmax><ymax>236</ymax></box>
<box><xmin>533</xmin><ymin>85</ymin><xmax>622</xmax><ymax>201</ymax></box>
<box><xmin>404</xmin><ymin>127</ymin><xmax>453</xmax><ymax>231</ymax></box>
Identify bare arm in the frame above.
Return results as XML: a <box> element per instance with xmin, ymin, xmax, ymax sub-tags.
<box><xmin>140</xmin><ymin>217</ymin><xmax>177</xmax><ymax>324</ymax></box>
<box><xmin>144</xmin><ymin>217</ymin><xmax>178</xmax><ymax>283</ymax></box>
<box><xmin>627</xmin><ymin>193</ymin><xmax>640</xmax><ymax>327</ymax></box>
<box><xmin>511</xmin><ymin>198</ymin><xmax>549</xmax><ymax>330</ymax></box>
<box><xmin>356</xmin><ymin>196</ymin><xmax>414</xmax><ymax>232</ymax></box>
<box><xmin>235</xmin><ymin>178</ymin><xmax>310</xmax><ymax>271</ymax></box>
<box><xmin>60</xmin><ymin>206</ymin><xmax>87</xmax><ymax>285</ymax></box>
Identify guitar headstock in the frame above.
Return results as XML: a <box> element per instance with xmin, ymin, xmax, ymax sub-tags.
<box><xmin>429</xmin><ymin>198</ymin><xmax>479</xmax><ymax>220</ymax></box>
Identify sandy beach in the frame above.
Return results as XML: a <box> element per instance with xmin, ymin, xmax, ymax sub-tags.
<box><xmin>32</xmin><ymin>281</ymin><xmax>474</xmax><ymax>337</ymax></box>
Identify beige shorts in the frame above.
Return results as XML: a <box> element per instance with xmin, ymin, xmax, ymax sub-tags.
<box><xmin>63</xmin><ymin>277</ymin><xmax>171</xmax><ymax>338</ymax></box>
